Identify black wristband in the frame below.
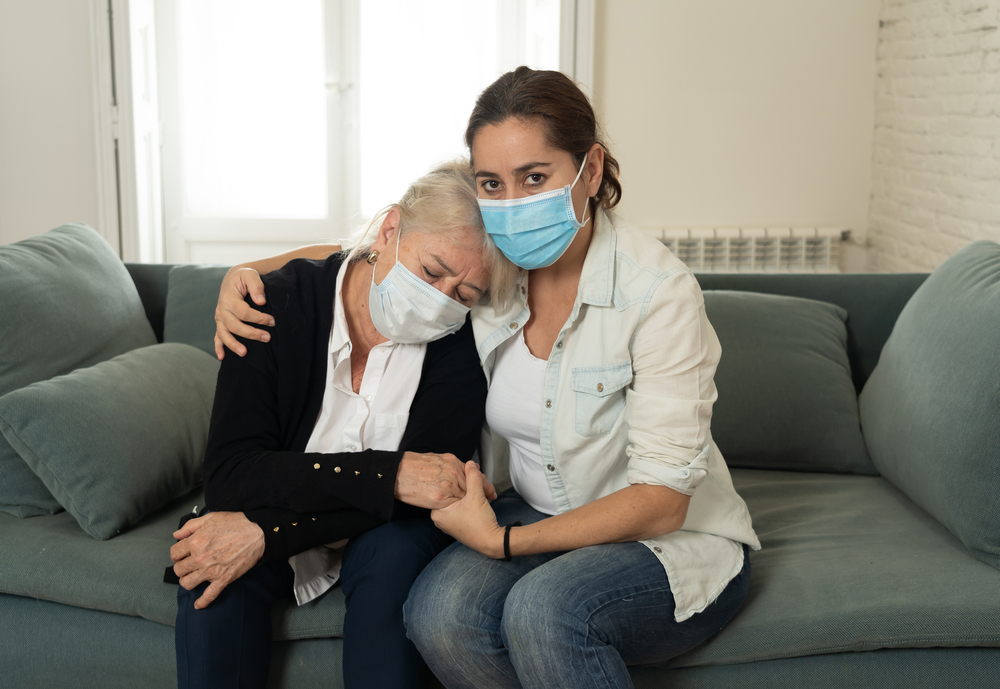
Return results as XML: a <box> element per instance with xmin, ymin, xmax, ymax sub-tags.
<box><xmin>504</xmin><ymin>521</ymin><xmax>522</xmax><ymax>562</ymax></box>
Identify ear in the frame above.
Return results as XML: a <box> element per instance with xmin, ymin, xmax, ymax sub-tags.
<box><xmin>584</xmin><ymin>143</ymin><xmax>605</xmax><ymax>199</ymax></box>
<box><xmin>372</xmin><ymin>207</ymin><xmax>401</xmax><ymax>254</ymax></box>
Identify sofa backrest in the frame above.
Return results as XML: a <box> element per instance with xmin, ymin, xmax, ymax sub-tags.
<box><xmin>696</xmin><ymin>273</ymin><xmax>928</xmax><ymax>392</ymax></box>
<box><xmin>126</xmin><ymin>263</ymin><xmax>174</xmax><ymax>344</ymax></box>
<box><xmin>126</xmin><ymin>264</ymin><xmax>929</xmax><ymax>393</ymax></box>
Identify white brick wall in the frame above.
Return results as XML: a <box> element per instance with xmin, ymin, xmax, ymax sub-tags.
<box><xmin>867</xmin><ymin>0</ymin><xmax>1000</xmax><ymax>271</ymax></box>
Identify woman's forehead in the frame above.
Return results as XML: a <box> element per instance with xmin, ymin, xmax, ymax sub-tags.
<box><xmin>471</xmin><ymin>119</ymin><xmax>562</xmax><ymax>167</ymax></box>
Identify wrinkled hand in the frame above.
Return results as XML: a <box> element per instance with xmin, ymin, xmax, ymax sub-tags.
<box><xmin>214</xmin><ymin>267</ymin><xmax>273</xmax><ymax>360</ymax></box>
<box><xmin>170</xmin><ymin>511</ymin><xmax>265</xmax><ymax>609</ymax></box>
<box><xmin>431</xmin><ymin>461</ymin><xmax>504</xmax><ymax>558</ymax></box>
<box><xmin>394</xmin><ymin>453</ymin><xmax>497</xmax><ymax>510</ymax></box>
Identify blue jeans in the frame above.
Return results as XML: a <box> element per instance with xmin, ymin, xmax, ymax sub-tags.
<box><xmin>403</xmin><ymin>491</ymin><xmax>751</xmax><ymax>689</ymax></box>
<box><xmin>176</xmin><ymin>516</ymin><xmax>453</xmax><ymax>689</ymax></box>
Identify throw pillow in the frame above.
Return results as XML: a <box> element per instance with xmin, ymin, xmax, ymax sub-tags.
<box><xmin>0</xmin><ymin>224</ymin><xmax>157</xmax><ymax>517</ymax></box>
<box><xmin>0</xmin><ymin>344</ymin><xmax>220</xmax><ymax>540</ymax></box>
<box><xmin>163</xmin><ymin>265</ymin><xmax>230</xmax><ymax>357</ymax></box>
<box><xmin>705</xmin><ymin>290</ymin><xmax>875</xmax><ymax>474</ymax></box>
<box><xmin>859</xmin><ymin>240</ymin><xmax>1000</xmax><ymax>569</ymax></box>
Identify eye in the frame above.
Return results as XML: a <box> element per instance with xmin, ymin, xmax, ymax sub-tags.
<box><xmin>456</xmin><ymin>290</ymin><xmax>474</xmax><ymax>305</ymax></box>
<box><xmin>525</xmin><ymin>173</ymin><xmax>545</xmax><ymax>186</ymax></box>
<box><xmin>481</xmin><ymin>179</ymin><xmax>501</xmax><ymax>193</ymax></box>
<box><xmin>423</xmin><ymin>266</ymin><xmax>441</xmax><ymax>280</ymax></box>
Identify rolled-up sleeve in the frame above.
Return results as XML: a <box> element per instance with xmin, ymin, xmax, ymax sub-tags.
<box><xmin>625</xmin><ymin>272</ymin><xmax>720</xmax><ymax>496</ymax></box>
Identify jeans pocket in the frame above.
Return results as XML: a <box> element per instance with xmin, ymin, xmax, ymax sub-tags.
<box><xmin>571</xmin><ymin>361</ymin><xmax>632</xmax><ymax>437</ymax></box>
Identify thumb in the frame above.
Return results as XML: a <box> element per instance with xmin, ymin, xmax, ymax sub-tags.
<box><xmin>463</xmin><ymin>461</ymin><xmax>485</xmax><ymax>498</ymax></box>
<box><xmin>194</xmin><ymin>581</ymin><xmax>224</xmax><ymax>610</ymax></box>
<box><xmin>245</xmin><ymin>273</ymin><xmax>267</xmax><ymax>305</ymax></box>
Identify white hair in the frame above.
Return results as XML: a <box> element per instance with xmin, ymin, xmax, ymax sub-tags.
<box><xmin>341</xmin><ymin>159</ymin><xmax>519</xmax><ymax>312</ymax></box>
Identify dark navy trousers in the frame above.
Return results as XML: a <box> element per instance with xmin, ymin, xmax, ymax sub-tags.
<box><xmin>175</xmin><ymin>517</ymin><xmax>453</xmax><ymax>689</ymax></box>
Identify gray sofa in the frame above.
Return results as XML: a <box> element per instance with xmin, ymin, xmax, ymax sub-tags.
<box><xmin>1</xmin><ymin>224</ymin><xmax>998</xmax><ymax>688</ymax></box>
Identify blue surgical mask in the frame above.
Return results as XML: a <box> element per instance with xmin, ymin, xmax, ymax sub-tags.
<box><xmin>368</xmin><ymin>229</ymin><xmax>470</xmax><ymax>344</ymax></box>
<box><xmin>477</xmin><ymin>156</ymin><xmax>590</xmax><ymax>270</ymax></box>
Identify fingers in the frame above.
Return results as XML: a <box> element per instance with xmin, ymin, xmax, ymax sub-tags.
<box><xmin>194</xmin><ymin>580</ymin><xmax>227</xmax><ymax>609</ymax></box>
<box><xmin>170</xmin><ymin>539</ymin><xmax>190</xmax><ymax>563</ymax></box>
<box><xmin>177</xmin><ymin>562</ymin><xmax>206</xmax><ymax>590</ymax></box>
<box><xmin>215</xmin><ymin>327</ymin><xmax>247</xmax><ymax>358</ymax></box>
<box><xmin>231</xmin><ymin>299</ymin><xmax>275</xmax><ymax>328</ymax></box>
<box><xmin>214</xmin><ymin>267</ymin><xmax>274</xmax><ymax>359</ymax></box>
<box><xmin>483</xmin><ymin>477</ymin><xmax>498</xmax><ymax>501</ymax></box>
<box><xmin>172</xmin><ymin>515</ymin><xmax>204</xmax><ymax>541</ymax></box>
<box><xmin>214</xmin><ymin>305</ymin><xmax>271</xmax><ymax>358</ymax></box>
<box><xmin>173</xmin><ymin>555</ymin><xmax>197</xmax><ymax>581</ymax></box>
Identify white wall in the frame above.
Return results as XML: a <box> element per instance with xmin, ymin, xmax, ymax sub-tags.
<box><xmin>0</xmin><ymin>0</ymin><xmax>101</xmax><ymax>247</ymax></box>
<box><xmin>592</xmin><ymin>0</ymin><xmax>881</xmax><ymax>257</ymax></box>
<box><xmin>866</xmin><ymin>0</ymin><xmax>1000</xmax><ymax>272</ymax></box>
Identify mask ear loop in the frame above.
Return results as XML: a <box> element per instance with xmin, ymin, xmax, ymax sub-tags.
<box><xmin>370</xmin><ymin>209</ymin><xmax>402</xmax><ymax>288</ymax></box>
<box><xmin>570</xmin><ymin>154</ymin><xmax>591</xmax><ymax>227</ymax></box>
<box><xmin>394</xmin><ymin>214</ymin><xmax>402</xmax><ymax>259</ymax></box>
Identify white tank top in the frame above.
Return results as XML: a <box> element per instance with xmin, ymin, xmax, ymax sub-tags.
<box><xmin>485</xmin><ymin>330</ymin><xmax>557</xmax><ymax>515</ymax></box>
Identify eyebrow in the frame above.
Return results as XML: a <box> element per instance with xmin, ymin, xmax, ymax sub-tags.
<box><xmin>431</xmin><ymin>254</ymin><xmax>485</xmax><ymax>295</ymax></box>
<box><xmin>474</xmin><ymin>161</ymin><xmax>552</xmax><ymax>179</ymax></box>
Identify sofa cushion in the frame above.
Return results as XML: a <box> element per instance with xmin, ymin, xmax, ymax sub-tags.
<box><xmin>666</xmin><ymin>469</ymin><xmax>1000</xmax><ymax>668</ymax></box>
<box><xmin>0</xmin><ymin>489</ymin><xmax>348</xmax><ymax>643</ymax></box>
<box><xmin>859</xmin><ymin>240</ymin><xmax>1000</xmax><ymax>570</ymax></box>
<box><xmin>704</xmin><ymin>291</ymin><xmax>875</xmax><ymax>474</ymax></box>
<box><xmin>6</xmin><ymin>470</ymin><xmax>998</xmax><ymax>668</ymax></box>
<box><xmin>164</xmin><ymin>265</ymin><xmax>230</xmax><ymax>357</ymax></box>
<box><xmin>0</xmin><ymin>344</ymin><xmax>219</xmax><ymax>540</ymax></box>
<box><xmin>0</xmin><ymin>224</ymin><xmax>158</xmax><ymax>517</ymax></box>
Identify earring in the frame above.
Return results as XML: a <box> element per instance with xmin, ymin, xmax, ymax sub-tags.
<box><xmin>366</xmin><ymin>249</ymin><xmax>379</xmax><ymax>265</ymax></box>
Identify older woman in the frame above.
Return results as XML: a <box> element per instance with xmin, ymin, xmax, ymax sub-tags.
<box><xmin>170</xmin><ymin>160</ymin><xmax>516</xmax><ymax>689</ymax></box>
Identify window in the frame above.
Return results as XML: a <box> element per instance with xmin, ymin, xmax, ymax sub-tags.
<box><xmin>138</xmin><ymin>0</ymin><xmax>584</xmax><ymax>264</ymax></box>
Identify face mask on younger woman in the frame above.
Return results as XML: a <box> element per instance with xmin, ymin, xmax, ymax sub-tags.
<box><xmin>477</xmin><ymin>155</ymin><xmax>589</xmax><ymax>270</ymax></box>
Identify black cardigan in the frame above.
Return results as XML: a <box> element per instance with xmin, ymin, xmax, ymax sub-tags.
<box><xmin>202</xmin><ymin>254</ymin><xmax>487</xmax><ymax>563</ymax></box>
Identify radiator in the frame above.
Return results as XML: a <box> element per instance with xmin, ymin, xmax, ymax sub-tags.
<box><xmin>647</xmin><ymin>227</ymin><xmax>846</xmax><ymax>273</ymax></box>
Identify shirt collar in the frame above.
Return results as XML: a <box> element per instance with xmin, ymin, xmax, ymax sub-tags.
<box><xmin>577</xmin><ymin>207</ymin><xmax>617</xmax><ymax>307</ymax></box>
<box><xmin>330</xmin><ymin>261</ymin><xmax>352</xmax><ymax>363</ymax></box>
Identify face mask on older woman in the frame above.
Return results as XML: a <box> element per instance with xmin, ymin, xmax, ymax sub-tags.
<box><xmin>368</xmin><ymin>229</ymin><xmax>471</xmax><ymax>344</ymax></box>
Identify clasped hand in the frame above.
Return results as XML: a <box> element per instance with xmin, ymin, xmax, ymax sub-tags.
<box><xmin>430</xmin><ymin>461</ymin><xmax>506</xmax><ymax>559</ymax></box>
<box><xmin>394</xmin><ymin>451</ymin><xmax>497</xmax><ymax>509</ymax></box>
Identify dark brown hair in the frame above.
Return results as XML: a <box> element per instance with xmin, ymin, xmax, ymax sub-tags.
<box><xmin>465</xmin><ymin>66</ymin><xmax>622</xmax><ymax>209</ymax></box>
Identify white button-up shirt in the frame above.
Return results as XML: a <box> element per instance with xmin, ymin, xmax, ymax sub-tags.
<box><xmin>472</xmin><ymin>209</ymin><xmax>760</xmax><ymax>622</ymax></box>
<box><xmin>289</xmin><ymin>265</ymin><xmax>427</xmax><ymax>605</ymax></box>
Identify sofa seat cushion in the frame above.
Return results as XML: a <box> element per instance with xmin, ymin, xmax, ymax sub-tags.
<box><xmin>666</xmin><ymin>469</ymin><xmax>1000</xmax><ymax>668</ymax></box>
<box><xmin>0</xmin><ymin>490</ymin><xmax>346</xmax><ymax>642</ymax></box>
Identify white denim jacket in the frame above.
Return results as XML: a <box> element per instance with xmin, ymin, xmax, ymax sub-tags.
<box><xmin>472</xmin><ymin>209</ymin><xmax>761</xmax><ymax>623</ymax></box>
